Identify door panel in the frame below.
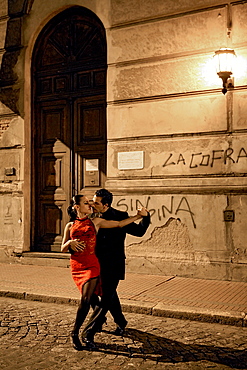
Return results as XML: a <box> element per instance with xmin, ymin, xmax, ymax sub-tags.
<box><xmin>40</xmin><ymin>148</ymin><xmax>70</xmax><ymax>197</ymax></box>
<box><xmin>74</xmin><ymin>96</ymin><xmax>106</xmax><ymax>193</ymax></box>
<box><xmin>75</xmin><ymin>96</ymin><xmax>106</xmax><ymax>146</ymax></box>
<box><xmin>35</xmin><ymin>100</ymin><xmax>71</xmax><ymax>251</ymax></box>
<box><xmin>38</xmin><ymin>101</ymin><xmax>71</xmax><ymax>147</ymax></box>
<box><xmin>74</xmin><ymin>69</ymin><xmax>106</xmax><ymax>93</ymax></box>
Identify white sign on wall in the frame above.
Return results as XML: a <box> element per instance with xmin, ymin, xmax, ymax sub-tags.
<box><xmin>118</xmin><ymin>151</ymin><xmax>144</xmax><ymax>170</ymax></box>
<box><xmin>85</xmin><ymin>159</ymin><xmax>99</xmax><ymax>171</ymax></box>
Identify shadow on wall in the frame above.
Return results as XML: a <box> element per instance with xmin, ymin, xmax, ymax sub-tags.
<box><xmin>0</xmin><ymin>0</ymin><xmax>34</xmax><ymax>116</ymax></box>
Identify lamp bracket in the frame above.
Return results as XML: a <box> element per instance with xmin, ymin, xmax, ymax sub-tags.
<box><xmin>217</xmin><ymin>71</ymin><xmax>233</xmax><ymax>95</ymax></box>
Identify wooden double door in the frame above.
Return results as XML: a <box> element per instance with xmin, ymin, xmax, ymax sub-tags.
<box><xmin>32</xmin><ymin>7</ymin><xmax>107</xmax><ymax>251</ymax></box>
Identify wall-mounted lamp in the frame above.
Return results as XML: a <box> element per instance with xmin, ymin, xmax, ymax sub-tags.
<box><xmin>214</xmin><ymin>48</ymin><xmax>236</xmax><ymax>94</ymax></box>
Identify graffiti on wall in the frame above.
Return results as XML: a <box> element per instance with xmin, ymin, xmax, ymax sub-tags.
<box><xmin>116</xmin><ymin>196</ymin><xmax>196</xmax><ymax>228</ymax></box>
<box><xmin>163</xmin><ymin>147</ymin><xmax>247</xmax><ymax>169</ymax></box>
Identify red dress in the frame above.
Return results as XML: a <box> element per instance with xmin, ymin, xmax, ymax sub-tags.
<box><xmin>70</xmin><ymin>217</ymin><xmax>100</xmax><ymax>293</ymax></box>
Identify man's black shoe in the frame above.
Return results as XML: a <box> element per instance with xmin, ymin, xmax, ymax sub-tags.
<box><xmin>113</xmin><ymin>319</ymin><xmax>127</xmax><ymax>336</ymax></box>
<box><xmin>82</xmin><ymin>330</ymin><xmax>97</xmax><ymax>350</ymax></box>
<box><xmin>113</xmin><ymin>326</ymin><xmax>125</xmax><ymax>336</ymax></box>
<box><xmin>96</xmin><ymin>317</ymin><xmax>107</xmax><ymax>333</ymax></box>
<box><xmin>83</xmin><ymin>338</ymin><xmax>97</xmax><ymax>350</ymax></box>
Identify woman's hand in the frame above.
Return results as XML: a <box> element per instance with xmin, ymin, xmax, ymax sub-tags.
<box><xmin>69</xmin><ymin>239</ymin><xmax>85</xmax><ymax>252</ymax></box>
<box><xmin>137</xmin><ymin>207</ymin><xmax>149</xmax><ymax>217</ymax></box>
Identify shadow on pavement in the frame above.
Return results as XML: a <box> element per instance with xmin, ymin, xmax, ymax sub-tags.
<box><xmin>96</xmin><ymin>328</ymin><xmax>247</xmax><ymax>369</ymax></box>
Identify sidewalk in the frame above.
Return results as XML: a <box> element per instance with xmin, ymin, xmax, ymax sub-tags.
<box><xmin>0</xmin><ymin>262</ymin><xmax>246</xmax><ymax>327</ymax></box>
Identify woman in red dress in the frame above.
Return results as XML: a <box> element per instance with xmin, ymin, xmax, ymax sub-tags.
<box><xmin>61</xmin><ymin>194</ymin><xmax>147</xmax><ymax>350</ymax></box>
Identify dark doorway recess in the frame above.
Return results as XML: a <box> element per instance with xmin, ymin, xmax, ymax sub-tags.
<box><xmin>31</xmin><ymin>6</ymin><xmax>107</xmax><ymax>251</ymax></box>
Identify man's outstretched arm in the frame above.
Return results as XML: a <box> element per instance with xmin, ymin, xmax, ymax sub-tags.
<box><xmin>124</xmin><ymin>212</ymin><xmax>151</xmax><ymax>237</ymax></box>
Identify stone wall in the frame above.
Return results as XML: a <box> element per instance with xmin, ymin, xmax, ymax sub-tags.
<box><xmin>111</xmin><ymin>193</ymin><xmax>247</xmax><ymax>282</ymax></box>
<box><xmin>106</xmin><ymin>0</ymin><xmax>247</xmax><ymax>281</ymax></box>
<box><xmin>0</xmin><ymin>0</ymin><xmax>27</xmax><ymax>258</ymax></box>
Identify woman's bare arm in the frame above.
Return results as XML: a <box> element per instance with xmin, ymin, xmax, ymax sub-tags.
<box><xmin>93</xmin><ymin>207</ymin><xmax>148</xmax><ymax>230</ymax></box>
<box><xmin>61</xmin><ymin>223</ymin><xmax>85</xmax><ymax>253</ymax></box>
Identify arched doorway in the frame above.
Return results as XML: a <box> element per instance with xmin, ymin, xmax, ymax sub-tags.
<box><xmin>31</xmin><ymin>6</ymin><xmax>107</xmax><ymax>251</ymax></box>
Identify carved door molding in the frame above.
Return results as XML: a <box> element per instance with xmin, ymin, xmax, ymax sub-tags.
<box><xmin>31</xmin><ymin>6</ymin><xmax>107</xmax><ymax>251</ymax></box>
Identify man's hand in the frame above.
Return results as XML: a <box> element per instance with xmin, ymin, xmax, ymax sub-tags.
<box><xmin>70</xmin><ymin>239</ymin><xmax>85</xmax><ymax>252</ymax></box>
<box><xmin>137</xmin><ymin>207</ymin><xmax>149</xmax><ymax>217</ymax></box>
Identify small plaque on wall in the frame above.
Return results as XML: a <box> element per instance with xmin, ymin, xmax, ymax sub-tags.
<box><xmin>85</xmin><ymin>159</ymin><xmax>99</xmax><ymax>171</ymax></box>
<box><xmin>84</xmin><ymin>159</ymin><xmax>100</xmax><ymax>187</ymax></box>
<box><xmin>118</xmin><ymin>151</ymin><xmax>144</xmax><ymax>170</ymax></box>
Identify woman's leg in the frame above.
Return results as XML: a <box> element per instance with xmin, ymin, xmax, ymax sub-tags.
<box><xmin>71</xmin><ymin>277</ymin><xmax>98</xmax><ymax>349</ymax></box>
<box><xmin>90</xmin><ymin>293</ymin><xmax>100</xmax><ymax>310</ymax></box>
<box><xmin>72</xmin><ymin>277</ymin><xmax>99</xmax><ymax>334</ymax></box>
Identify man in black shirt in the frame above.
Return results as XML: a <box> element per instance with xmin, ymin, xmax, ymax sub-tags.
<box><xmin>83</xmin><ymin>189</ymin><xmax>150</xmax><ymax>349</ymax></box>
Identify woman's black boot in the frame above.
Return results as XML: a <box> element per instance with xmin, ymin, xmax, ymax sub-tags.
<box><xmin>71</xmin><ymin>332</ymin><xmax>83</xmax><ymax>351</ymax></box>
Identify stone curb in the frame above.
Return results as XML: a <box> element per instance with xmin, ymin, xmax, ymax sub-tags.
<box><xmin>1</xmin><ymin>289</ymin><xmax>245</xmax><ymax>328</ymax></box>
<box><xmin>0</xmin><ymin>290</ymin><xmax>79</xmax><ymax>306</ymax></box>
<box><xmin>152</xmin><ymin>302</ymin><xmax>246</xmax><ymax>327</ymax></box>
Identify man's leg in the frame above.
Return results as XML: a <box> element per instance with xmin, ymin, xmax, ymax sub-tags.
<box><xmin>82</xmin><ymin>276</ymin><xmax>119</xmax><ymax>342</ymax></box>
<box><xmin>109</xmin><ymin>291</ymin><xmax>127</xmax><ymax>330</ymax></box>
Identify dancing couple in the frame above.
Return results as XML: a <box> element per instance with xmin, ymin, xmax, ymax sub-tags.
<box><xmin>61</xmin><ymin>189</ymin><xmax>150</xmax><ymax>350</ymax></box>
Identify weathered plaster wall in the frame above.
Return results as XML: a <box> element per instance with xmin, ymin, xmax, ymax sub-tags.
<box><xmin>108</xmin><ymin>95</ymin><xmax>226</xmax><ymax>138</ymax></box>
<box><xmin>0</xmin><ymin>112</ymin><xmax>24</xmax><ymax>257</ymax></box>
<box><xmin>0</xmin><ymin>1</ymin><xmax>25</xmax><ymax>259</ymax></box>
<box><xmin>110</xmin><ymin>0</ymin><xmax>229</xmax><ymax>25</ymax></box>
<box><xmin>107</xmin><ymin>134</ymin><xmax>247</xmax><ymax>178</ymax></box>
<box><xmin>106</xmin><ymin>0</ymin><xmax>247</xmax><ymax>281</ymax></box>
<box><xmin>111</xmin><ymin>193</ymin><xmax>247</xmax><ymax>282</ymax></box>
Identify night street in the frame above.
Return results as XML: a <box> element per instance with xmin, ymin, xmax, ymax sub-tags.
<box><xmin>0</xmin><ymin>297</ymin><xmax>246</xmax><ymax>370</ymax></box>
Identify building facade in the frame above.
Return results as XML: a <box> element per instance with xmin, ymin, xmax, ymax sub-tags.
<box><xmin>0</xmin><ymin>0</ymin><xmax>246</xmax><ymax>281</ymax></box>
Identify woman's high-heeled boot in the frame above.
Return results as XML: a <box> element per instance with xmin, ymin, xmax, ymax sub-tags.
<box><xmin>71</xmin><ymin>332</ymin><xmax>83</xmax><ymax>351</ymax></box>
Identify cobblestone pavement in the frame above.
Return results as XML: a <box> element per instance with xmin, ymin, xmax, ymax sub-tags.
<box><xmin>0</xmin><ymin>298</ymin><xmax>246</xmax><ymax>370</ymax></box>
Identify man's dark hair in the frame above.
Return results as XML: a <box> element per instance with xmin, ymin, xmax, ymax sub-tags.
<box><xmin>95</xmin><ymin>188</ymin><xmax>113</xmax><ymax>207</ymax></box>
